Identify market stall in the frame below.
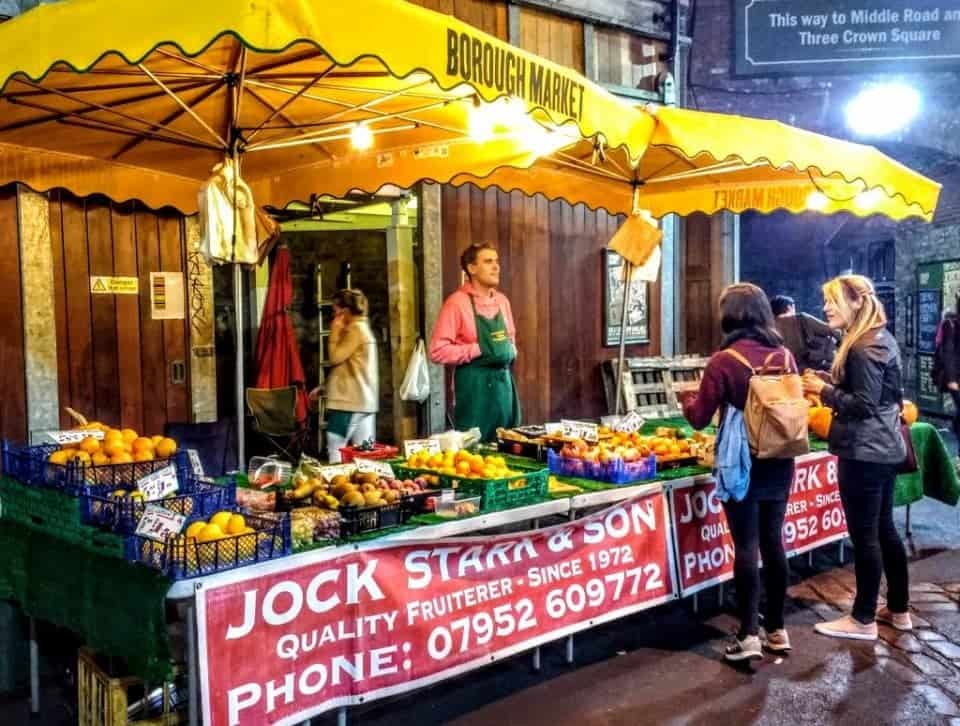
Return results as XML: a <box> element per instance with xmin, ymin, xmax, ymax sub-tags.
<box><xmin>0</xmin><ymin>0</ymin><xmax>949</xmax><ymax>724</ymax></box>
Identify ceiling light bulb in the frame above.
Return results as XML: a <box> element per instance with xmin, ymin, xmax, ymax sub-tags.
<box><xmin>350</xmin><ymin>123</ymin><xmax>373</xmax><ymax>150</ymax></box>
<box><xmin>854</xmin><ymin>188</ymin><xmax>884</xmax><ymax>211</ymax></box>
<box><xmin>806</xmin><ymin>191</ymin><xmax>829</xmax><ymax>211</ymax></box>
<box><xmin>845</xmin><ymin>84</ymin><xmax>921</xmax><ymax>137</ymax></box>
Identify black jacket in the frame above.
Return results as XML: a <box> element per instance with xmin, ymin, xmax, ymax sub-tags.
<box><xmin>821</xmin><ymin>327</ymin><xmax>906</xmax><ymax>465</ymax></box>
<box><xmin>934</xmin><ymin>313</ymin><xmax>958</xmax><ymax>391</ymax></box>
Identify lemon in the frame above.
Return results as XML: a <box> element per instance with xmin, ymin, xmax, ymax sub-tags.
<box><xmin>185</xmin><ymin>521</ymin><xmax>206</xmax><ymax>539</ymax></box>
<box><xmin>209</xmin><ymin>511</ymin><xmax>233</xmax><ymax>530</ymax></box>
<box><xmin>196</xmin><ymin>523</ymin><xmax>224</xmax><ymax>543</ymax></box>
<box><xmin>226</xmin><ymin>514</ymin><xmax>247</xmax><ymax>535</ymax></box>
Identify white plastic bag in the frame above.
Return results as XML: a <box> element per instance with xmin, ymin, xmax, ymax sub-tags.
<box><xmin>400</xmin><ymin>339</ymin><xmax>431</xmax><ymax>403</ymax></box>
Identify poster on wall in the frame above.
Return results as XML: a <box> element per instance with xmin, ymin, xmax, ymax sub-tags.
<box><xmin>915</xmin><ymin>261</ymin><xmax>959</xmax><ymax>414</ymax></box>
<box><xmin>732</xmin><ymin>0</ymin><xmax>960</xmax><ymax>77</ymax></box>
<box><xmin>150</xmin><ymin>271</ymin><xmax>185</xmax><ymax>320</ymax></box>
<box><xmin>604</xmin><ymin>250</ymin><xmax>649</xmax><ymax>346</ymax></box>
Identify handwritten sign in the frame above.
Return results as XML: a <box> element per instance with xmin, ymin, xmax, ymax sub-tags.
<box><xmin>187</xmin><ymin>449</ymin><xmax>205</xmax><ymax>479</ymax></box>
<box><xmin>137</xmin><ymin>465</ymin><xmax>179</xmax><ymax>501</ymax></box>
<box><xmin>319</xmin><ymin>464</ymin><xmax>357</xmax><ymax>483</ymax></box>
<box><xmin>403</xmin><ymin>439</ymin><xmax>441</xmax><ymax>458</ymax></box>
<box><xmin>355</xmin><ymin>458</ymin><xmax>395</xmax><ymax>480</ymax></box>
<box><xmin>562</xmin><ymin>419</ymin><xmax>599</xmax><ymax>443</ymax></box>
<box><xmin>135</xmin><ymin>504</ymin><xmax>186</xmax><ymax>542</ymax></box>
<box><xmin>613</xmin><ymin>411</ymin><xmax>644</xmax><ymax>433</ymax></box>
<box><xmin>47</xmin><ymin>429</ymin><xmax>105</xmax><ymax>444</ymax></box>
<box><xmin>544</xmin><ymin>423</ymin><xmax>564</xmax><ymax>436</ymax></box>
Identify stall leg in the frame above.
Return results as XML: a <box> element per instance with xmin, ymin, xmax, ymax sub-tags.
<box><xmin>337</xmin><ymin>706</ymin><xmax>348</xmax><ymax>726</ymax></box>
<box><xmin>692</xmin><ymin>592</ymin><xmax>699</xmax><ymax>614</ymax></box>
<box><xmin>905</xmin><ymin>504</ymin><xmax>912</xmax><ymax>537</ymax></box>
<box><xmin>565</xmin><ymin>636</ymin><xmax>574</xmax><ymax>665</ymax></box>
<box><xmin>187</xmin><ymin>603</ymin><xmax>199</xmax><ymax>726</ymax></box>
<box><xmin>807</xmin><ymin>551</ymin><xmax>813</xmax><ymax>568</ymax></box>
<box><xmin>532</xmin><ymin>519</ymin><xmax>540</xmax><ymax>530</ymax></box>
<box><xmin>838</xmin><ymin>540</ymin><xmax>845</xmax><ymax>563</ymax></box>
<box><xmin>718</xmin><ymin>582</ymin><xmax>724</xmax><ymax>607</ymax></box>
<box><xmin>29</xmin><ymin>618</ymin><xmax>38</xmax><ymax>715</ymax></box>
<box><xmin>532</xmin><ymin>647</ymin><xmax>541</xmax><ymax>672</ymax></box>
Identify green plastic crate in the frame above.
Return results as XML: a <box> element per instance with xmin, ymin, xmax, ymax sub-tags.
<box><xmin>391</xmin><ymin>460</ymin><xmax>548</xmax><ymax>512</ymax></box>
<box><xmin>0</xmin><ymin>477</ymin><xmax>125</xmax><ymax>558</ymax></box>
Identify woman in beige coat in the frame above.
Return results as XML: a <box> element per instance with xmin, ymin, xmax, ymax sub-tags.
<box><xmin>311</xmin><ymin>289</ymin><xmax>379</xmax><ymax>463</ymax></box>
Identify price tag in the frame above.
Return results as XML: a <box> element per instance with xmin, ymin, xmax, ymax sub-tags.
<box><xmin>403</xmin><ymin>439</ymin><xmax>440</xmax><ymax>458</ymax></box>
<box><xmin>440</xmin><ymin>488</ymin><xmax>456</xmax><ymax>503</ymax></box>
<box><xmin>544</xmin><ymin>422</ymin><xmax>564</xmax><ymax>436</ymax></box>
<box><xmin>319</xmin><ymin>463</ymin><xmax>356</xmax><ymax>483</ymax></box>
<box><xmin>136</xmin><ymin>465</ymin><xmax>179</xmax><ymax>501</ymax></box>
<box><xmin>47</xmin><ymin>429</ymin><xmax>105</xmax><ymax>444</ymax></box>
<box><xmin>562</xmin><ymin>419</ymin><xmax>598</xmax><ymax>443</ymax></box>
<box><xmin>615</xmin><ymin>411</ymin><xmax>644</xmax><ymax>433</ymax></box>
<box><xmin>186</xmin><ymin>449</ymin><xmax>205</xmax><ymax>478</ymax></box>
<box><xmin>135</xmin><ymin>504</ymin><xmax>186</xmax><ymax>542</ymax></box>
<box><xmin>355</xmin><ymin>458</ymin><xmax>395</xmax><ymax>480</ymax></box>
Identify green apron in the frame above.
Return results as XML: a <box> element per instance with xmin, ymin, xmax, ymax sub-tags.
<box><xmin>454</xmin><ymin>298</ymin><xmax>521</xmax><ymax>441</ymax></box>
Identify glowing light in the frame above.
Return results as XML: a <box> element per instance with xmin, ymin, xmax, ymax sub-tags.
<box><xmin>845</xmin><ymin>84</ymin><xmax>921</xmax><ymax>137</ymax></box>
<box><xmin>468</xmin><ymin>96</ymin><xmax>575</xmax><ymax>157</ymax></box>
<box><xmin>854</xmin><ymin>188</ymin><xmax>885</xmax><ymax>211</ymax></box>
<box><xmin>350</xmin><ymin>123</ymin><xmax>373</xmax><ymax>150</ymax></box>
<box><xmin>806</xmin><ymin>192</ymin><xmax>829</xmax><ymax>211</ymax></box>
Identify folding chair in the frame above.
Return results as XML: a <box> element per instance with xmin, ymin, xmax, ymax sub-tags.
<box><xmin>246</xmin><ymin>386</ymin><xmax>310</xmax><ymax>462</ymax></box>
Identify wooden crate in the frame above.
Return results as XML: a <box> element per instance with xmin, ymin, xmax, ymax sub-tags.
<box><xmin>602</xmin><ymin>356</ymin><xmax>710</xmax><ymax>417</ymax></box>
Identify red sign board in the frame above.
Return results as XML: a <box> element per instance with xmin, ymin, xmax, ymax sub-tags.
<box><xmin>669</xmin><ymin>452</ymin><xmax>847</xmax><ymax>595</ymax></box>
<box><xmin>197</xmin><ymin>491</ymin><xmax>675</xmax><ymax>726</ymax></box>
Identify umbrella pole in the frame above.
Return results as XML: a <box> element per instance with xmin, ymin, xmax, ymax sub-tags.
<box><xmin>613</xmin><ymin>260</ymin><xmax>633</xmax><ymax>416</ymax></box>
<box><xmin>234</xmin><ymin>262</ymin><xmax>246</xmax><ymax>467</ymax></box>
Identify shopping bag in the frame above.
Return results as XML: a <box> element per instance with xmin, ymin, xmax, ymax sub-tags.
<box><xmin>400</xmin><ymin>339</ymin><xmax>431</xmax><ymax>402</ymax></box>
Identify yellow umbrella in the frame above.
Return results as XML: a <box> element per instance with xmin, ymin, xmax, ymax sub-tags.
<box><xmin>0</xmin><ymin>0</ymin><xmax>940</xmax><ymax>223</ymax></box>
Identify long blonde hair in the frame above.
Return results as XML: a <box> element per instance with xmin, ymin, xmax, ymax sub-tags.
<box><xmin>824</xmin><ymin>274</ymin><xmax>887</xmax><ymax>383</ymax></box>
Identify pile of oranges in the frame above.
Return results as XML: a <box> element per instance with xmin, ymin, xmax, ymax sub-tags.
<box><xmin>47</xmin><ymin>422</ymin><xmax>178</xmax><ymax>467</ymax></box>
<box><xmin>405</xmin><ymin>449</ymin><xmax>513</xmax><ymax>480</ymax></box>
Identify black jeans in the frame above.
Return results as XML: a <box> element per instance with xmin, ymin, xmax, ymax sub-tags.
<box><xmin>950</xmin><ymin>390</ymin><xmax>960</xmax><ymax>441</ymax></box>
<box><xmin>837</xmin><ymin>458</ymin><xmax>909</xmax><ymax>624</ymax></box>
<box><xmin>722</xmin><ymin>458</ymin><xmax>793</xmax><ymax>639</ymax></box>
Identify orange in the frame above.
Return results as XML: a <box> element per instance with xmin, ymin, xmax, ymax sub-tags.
<box><xmin>48</xmin><ymin>450</ymin><xmax>71</xmax><ymax>465</ymax></box>
<box><xmin>102</xmin><ymin>440</ymin><xmax>125</xmax><ymax>457</ymax></box>
<box><xmin>79</xmin><ymin>436</ymin><xmax>101</xmax><ymax>455</ymax></box>
<box><xmin>456</xmin><ymin>460</ymin><xmax>471</xmax><ymax>476</ymax></box>
<box><xmin>902</xmin><ymin>400</ymin><xmax>919</xmax><ymax>426</ymax></box>
<box><xmin>110</xmin><ymin>451</ymin><xmax>134</xmax><ymax>464</ymax></box>
<box><xmin>91</xmin><ymin>452</ymin><xmax>110</xmax><ymax>466</ymax></box>
<box><xmin>121</xmin><ymin>428</ymin><xmax>139</xmax><ymax>444</ymax></box>
<box><xmin>470</xmin><ymin>458</ymin><xmax>485</xmax><ymax>475</ymax></box>
<box><xmin>155</xmin><ymin>437</ymin><xmax>178</xmax><ymax>459</ymax></box>
<box><xmin>132</xmin><ymin>437</ymin><xmax>154</xmax><ymax>453</ymax></box>
<box><xmin>151</xmin><ymin>435</ymin><xmax>164</xmax><ymax>446</ymax></box>
<box><xmin>71</xmin><ymin>450</ymin><xmax>92</xmax><ymax>465</ymax></box>
<box><xmin>133</xmin><ymin>450</ymin><xmax>155</xmax><ymax>463</ymax></box>
<box><xmin>226</xmin><ymin>514</ymin><xmax>247</xmax><ymax>535</ymax></box>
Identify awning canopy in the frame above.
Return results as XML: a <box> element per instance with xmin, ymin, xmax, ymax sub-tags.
<box><xmin>0</xmin><ymin>0</ymin><xmax>940</xmax><ymax>222</ymax></box>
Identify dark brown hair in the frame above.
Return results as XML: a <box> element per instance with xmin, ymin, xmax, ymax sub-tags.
<box><xmin>719</xmin><ymin>283</ymin><xmax>783</xmax><ymax>348</ymax></box>
<box><xmin>332</xmin><ymin>289</ymin><xmax>368</xmax><ymax>316</ymax></box>
<box><xmin>460</xmin><ymin>243</ymin><xmax>497</xmax><ymax>277</ymax></box>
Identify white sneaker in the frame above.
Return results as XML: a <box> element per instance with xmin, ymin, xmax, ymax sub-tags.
<box><xmin>762</xmin><ymin>628</ymin><xmax>792</xmax><ymax>653</ymax></box>
<box><xmin>814</xmin><ymin>615</ymin><xmax>878</xmax><ymax>641</ymax></box>
<box><xmin>876</xmin><ymin>607</ymin><xmax>913</xmax><ymax>631</ymax></box>
<box><xmin>724</xmin><ymin>634</ymin><xmax>763</xmax><ymax>662</ymax></box>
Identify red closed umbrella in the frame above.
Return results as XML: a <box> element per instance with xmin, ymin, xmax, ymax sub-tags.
<box><xmin>255</xmin><ymin>246</ymin><xmax>308</xmax><ymax>422</ymax></box>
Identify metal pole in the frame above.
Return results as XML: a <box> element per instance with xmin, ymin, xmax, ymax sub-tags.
<box><xmin>234</xmin><ymin>263</ymin><xmax>246</xmax><ymax>467</ymax></box>
<box><xmin>692</xmin><ymin>592</ymin><xmax>699</xmax><ymax>614</ymax></box>
<box><xmin>565</xmin><ymin>635</ymin><xmax>574</xmax><ymax>664</ymax></box>
<box><xmin>613</xmin><ymin>260</ymin><xmax>634</xmax><ymax>415</ymax></box>
<box><xmin>29</xmin><ymin>617</ymin><xmax>38</xmax><ymax>715</ymax></box>
<box><xmin>838</xmin><ymin>539</ymin><xmax>845</xmax><ymax>563</ymax></box>
<box><xmin>337</xmin><ymin>706</ymin><xmax>348</xmax><ymax>726</ymax></box>
<box><xmin>718</xmin><ymin>582</ymin><xmax>724</xmax><ymax>605</ymax></box>
<box><xmin>532</xmin><ymin>647</ymin><xmax>541</xmax><ymax>672</ymax></box>
<box><xmin>808</xmin><ymin>551</ymin><xmax>814</xmax><ymax>567</ymax></box>
<box><xmin>187</xmin><ymin>603</ymin><xmax>199</xmax><ymax>726</ymax></box>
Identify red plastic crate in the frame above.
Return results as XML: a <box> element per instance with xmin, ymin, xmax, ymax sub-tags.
<box><xmin>338</xmin><ymin>443</ymin><xmax>399</xmax><ymax>463</ymax></box>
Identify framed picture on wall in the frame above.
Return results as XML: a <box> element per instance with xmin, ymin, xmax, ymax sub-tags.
<box><xmin>603</xmin><ymin>249</ymin><xmax>649</xmax><ymax>347</ymax></box>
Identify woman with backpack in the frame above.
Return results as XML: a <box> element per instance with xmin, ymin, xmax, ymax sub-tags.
<box><xmin>802</xmin><ymin>275</ymin><xmax>910</xmax><ymax>640</ymax></box>
<box><xmin>679</xmin><ymin>283</ymin><xmax>799</xmax><ymax>663</ymax></box>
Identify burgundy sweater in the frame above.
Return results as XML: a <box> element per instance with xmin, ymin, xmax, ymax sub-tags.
<box><xmin>683</xmin><ymin>338</ymin><xmax>798</xmax><ymax>430</ymax></box>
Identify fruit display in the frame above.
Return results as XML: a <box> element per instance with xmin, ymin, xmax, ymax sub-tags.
<box><xmin>404</xmin><ymin>449</ymin><xmax>515</xmax><ymax>480</ymax></box>
<box><xmin>558</xmin><ymin>427</ymin><xmax>694</xmax><ymax>466</ymax></box>
<box><xmin>291</xmin><ymin>507</ymin><xmax>341</xmax><ymax>548</ymax></box>
<box><xmin>46</xmin><ymin>422</ymin><xmax>178</xmax><ymax>468</ymax></box>
<box><xmin>435</xmin><ymin>496</ymin><xmax>480</xmax><ymax>519</ymax></box>
<box><xmin>338</xmin><ymin>441</ymin><xmax>399</xmax><ymax>463</ymax></box>
<box><xmin>283</xmin><ymin>468</ymin><xmax>427</xmax><ymax>510</ymax></box>
<box><xmin>689</xmin><ymin>431</ymin><xmax>716</xmax><ymax>467</ymax></box>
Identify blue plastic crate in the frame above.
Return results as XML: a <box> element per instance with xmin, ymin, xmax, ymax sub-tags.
<box><xmin>80</xmin><ymin>476</ymin><xmax>236</xmax><ymax>533</ymax></box>
<box><xmin>125</xmin><ymin>511</ymin><xmax>291</xmax><ymax>580</ymax></box>
<box><xmin>547</xmin><ymin>448</ymin><xmax>657</xmax><ymax>485</ymax></box>
<box><xmin>1</xmin><ymin>440</ymin><xmax>187</xmax><ymax>495</ymax></box>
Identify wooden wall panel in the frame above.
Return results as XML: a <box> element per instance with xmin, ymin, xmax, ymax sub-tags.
<box><xmin>683</xmin><ymin>213</ymin><xmax>719</xmax><ymax>355</ymax></box>
<box><xmin>519</xmin><ymin>6</ymin><xmax>585</xmax><ymax>72</ymax></box>
<box><xmin>61</xmin><ymin>196</ymin><xmax>96</xmax><ymax>420</ymax></box>
<box><xmin>87</xmin><ymin>199</ymin><xmax>121</xmax><ymax>426</ymax></box>
<box><xmin>159</xmin><ymin>215</ymin><xmax>190</xmax><ymax>424</ymax></box>
<box><xmin>135</xmin><ymin>211</ymin><xmax>168</xmax><ymax>436</ymax></box>
<box><xmin>406</xmin><ymin>0</ymin><xmax>508</xmax><ymax>38</ymax></box>
<box><xmin>49</xmin><ymin>194</ymin><xmax>72</xmax><ymax>429</ymax></box>
<box><xmin>111</xmin><ymin>203</ymin><xmax>144</xmax><ymax>432</ymax></box>
<box><xmin>0</xmin><ymin>187</ymin><xmax>27</xmax><ymax>444</ymax></box>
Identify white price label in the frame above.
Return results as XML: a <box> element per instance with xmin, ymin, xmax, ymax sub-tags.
<box><xmin>136</xmin><ymin>465</ymin><xmax>179</xmax><ymax>501</ymax></box>
<box><xmin>319</xmin><ymin>463</ymin><xmax>357</xmax><ymax>483</ymax></box>
<box><xmin>403</xmin><ymin>439</ymin><xmax>440</xmax><ymax>458</ymax></box>
<box><xmin>440</xmin><ymin>488</ymin><xmax>456</xmax><ymax>503</ymax></box>
<box><xmin>544</xmin><ymin>423</ymin><xmax>564</xmax><ymax>436</ymax></box>
<box><xmin>187</xmin><ymin>449</ymin><xmax>205</xmax><ymax>478</ymax></box>
<box><xmin>135</xmin><ymin>504</ymin><xmax>186</xmax><ymax>542</ymax></box>
<box><xmin>561</xmin><ymin>419</ymin><xmax>599</xmax><ymax>442</ymax></box>
<box><xmin>47</xmin><ymin>429</ymin><xmax>105</xmax><ymax>444</ymax></box>
<box><xmin>355</xmin><ymin>458</ymin><xmax>395</xmax><ymax>480</ymax></box>
<box><xmin>614</xmin><ymin>411</ymin><xmax>644</xmax><ymax>433</ymax></box>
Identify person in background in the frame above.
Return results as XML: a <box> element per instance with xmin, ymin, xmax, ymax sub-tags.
<box><xmin>770</xmin><ymin>294</ymin><xmax>839</xmax><ymax>372</ymax></box>
<box><xmin>310</xmin><ymin>289</ymin><xmax>378</xmax><ymax>463</ymax></box>
<box><xmin>679</xmin><ymin>283</ymin><xmax>797</xmax><ymax>663</ymax></box>
<box><xmin>429</xmin><ymin>243</ymin><xmax>521</xmax><ymax>441</ymax></box>
<box><xmin>932</xmin><ymin>296</ymin><xmax>960</xmax><ymax>440</ymax></box>
<box><xmin>802</xmin><ymin>275</ymin><xmax>910</xmax><ymax>640</ymax></box>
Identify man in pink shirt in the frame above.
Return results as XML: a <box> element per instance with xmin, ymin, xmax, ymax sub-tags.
<box><xmin>429</xmin><ymin>243</ymin><xmax>521</xmax><ymax>440</ymax></box>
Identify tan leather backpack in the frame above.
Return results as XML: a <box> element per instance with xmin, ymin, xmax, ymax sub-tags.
<box><xmin>726</xmin><ymin>349</ymin><xmax>810</xmax><ymax>459</ymax></box>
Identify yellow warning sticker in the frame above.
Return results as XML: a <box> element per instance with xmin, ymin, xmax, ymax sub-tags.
<box><xmin>89</xmin><ymin>276</ymin><xmax>139</xmax><ymax>295</ymax></box>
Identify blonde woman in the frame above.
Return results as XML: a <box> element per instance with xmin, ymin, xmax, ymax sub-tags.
<box><xmin>802</xmin><ymin>275</ymin><xmax>909</xmax><ymax>640</ymax></box>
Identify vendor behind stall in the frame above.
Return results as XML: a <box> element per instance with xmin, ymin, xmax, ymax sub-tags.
<box><xmin>429</xmin><ymin>243</ymin><xmax>521</xmax><ymax>441</ymax></box>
